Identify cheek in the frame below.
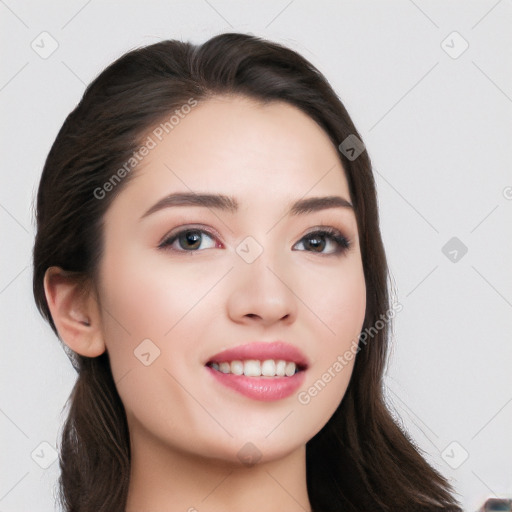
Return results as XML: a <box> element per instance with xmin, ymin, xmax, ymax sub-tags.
<box><xmin>332</xmin><ymin>275</ymin><xmax>366</xmax><ymax>343</ymax></box>
<box><xmin>98</xmin><ymin>245</ymin><xmax>214</xmax><ymax>337</ymax></box>
<box><xmin>304</xmin><ymin>258</ymin><xmax>367</xmax><ymax>350</ymax></box>
<box><xmin>293</xmin><ymin>260</ymin><xmax>366</xmax><ymax>433</ymax></box>
<box><xmin>95</xmin><ymin>248</ymin><xmax>226</xmax><ymax>441</ymax></box>
<box><xmin>96</xmin><ymin>245</ymin><xmax>229</xmax><ymax>377</ymax></box>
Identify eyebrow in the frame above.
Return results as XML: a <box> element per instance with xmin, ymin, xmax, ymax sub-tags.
<box><xmin>140</xmin><ymin>192</ymin><xmax>353</xmax><ymax>220</ymax></box>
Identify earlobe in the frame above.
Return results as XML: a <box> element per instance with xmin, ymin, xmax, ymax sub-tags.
<box><xmin>43</xmin><ymin>266</ymin><xmax>106</xmax><ymax>358</ymax></box>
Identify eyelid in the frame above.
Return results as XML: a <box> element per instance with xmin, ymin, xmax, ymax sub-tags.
<box><xmin>300</xmin><ymin>224</ymin><xmax>348</xmax><ymax>239</ymax></box>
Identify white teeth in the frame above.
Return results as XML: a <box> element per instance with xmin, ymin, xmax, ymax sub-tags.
<box><xmin>208</xmin><ymin>359</ymin><xmax>299</xmax><ymax>377</ymax></box>
<box><xmin>219</xmin><ymin>362</ymin><xmax>231</xmax><ymax>373</ymax></box>
<box><xmin>275</xmin><ymin>360</ymin><xmax>286</xmax><ymax>377</ymax></box>
<box><xmin>261</xmin><ymin>359</ymin><xmax>276</xmax><ymax>376</ymax></box>
<box><xmin>230</xmin><ymin>360</ymin><xmax>244</xmax><ymax>375</ymax></box>
<box><xmin>243</xmin><ymin>359</ymin><xmax>261</xmax><ymax>377</ymax></box>
<box><xmin>285</xmin><ymin>362</ymin><xmax>296</xmax><ymax>377</ymax></box>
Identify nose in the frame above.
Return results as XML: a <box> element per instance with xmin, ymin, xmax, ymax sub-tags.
<box><xmin>226</xmin><ymin>250</ymin><xmax>298</xmax><ymax>328</ymax></box>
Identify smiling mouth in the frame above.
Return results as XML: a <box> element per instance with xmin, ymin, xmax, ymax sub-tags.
<box><xmin>205</xmin><ymin>359</ymin><xmax>307</xmax><ymax>377</ymax></box>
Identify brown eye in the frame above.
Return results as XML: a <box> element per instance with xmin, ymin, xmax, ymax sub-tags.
<box><xmin>159</xmin><ymin>228</ymin><xmax>217</xmax><ymax>252</ymax></box>
<box><xmin>293</xmin><ymin>228</ymin><xmax>350</xmax><ymax>255</ymax></box>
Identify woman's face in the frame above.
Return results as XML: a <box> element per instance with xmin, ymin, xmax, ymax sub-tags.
<box><xmin>96</xmin><ymin>95</ymin><xmax>366</xmax><ymax>464</ymax></box>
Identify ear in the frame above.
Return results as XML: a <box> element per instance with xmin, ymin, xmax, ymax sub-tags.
<box><xmin>43</xmin><ymin>266</ymin><xmax>106</xmax><ymax>357</ymax></box>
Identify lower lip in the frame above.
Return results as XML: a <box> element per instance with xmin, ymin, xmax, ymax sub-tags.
<box><xmin>205</xmin><ymin>366</ymin><xmax>306</xmax><ymax>401</ymax></box>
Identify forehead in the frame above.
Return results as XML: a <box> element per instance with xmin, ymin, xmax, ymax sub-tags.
<box><xmin>108</xmin><ymin>95</ymin><xmax>351</xmax><ymax>218</ymax></box>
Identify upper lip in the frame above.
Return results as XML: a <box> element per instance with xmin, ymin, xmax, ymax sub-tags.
<box><xmin>206</xmin><ymin>341</ymin><xmax>309</xmax><ymax>369</ymax></box>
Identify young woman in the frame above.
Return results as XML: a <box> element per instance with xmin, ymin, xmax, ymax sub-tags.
<box><xmin>32</xmin><ymin>32</ymin><xmax>463</xmax><ymax>512</ymax></box>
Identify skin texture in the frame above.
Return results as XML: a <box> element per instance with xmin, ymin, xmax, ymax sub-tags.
<box><xmin>44</xmin><ymin>95</ymin><xmax>366</xmax><ymax>512</ymax></box>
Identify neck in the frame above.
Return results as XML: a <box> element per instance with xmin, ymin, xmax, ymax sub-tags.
<box><xmin>125</xmin><ymin>424</ymin><xmax>312</xmax><ymax>512</ymax></box>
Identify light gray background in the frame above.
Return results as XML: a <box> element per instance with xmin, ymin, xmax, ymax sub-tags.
<box><xmin>1</xmin><ymin>1</ymin><xmax>511</xmax><ymax>511</ymax></box>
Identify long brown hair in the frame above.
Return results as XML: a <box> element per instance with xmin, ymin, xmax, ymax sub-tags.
<box><xmin>32</xmin><ymin>32</ymin><xmax>462</xmax><ymax>512</ymax></box>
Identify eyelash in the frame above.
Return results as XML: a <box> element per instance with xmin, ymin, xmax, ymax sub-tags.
<box><xmin>158</xmin><ymin>225</ymin><xmax>351</xmax><ymax>256</ymax></box>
